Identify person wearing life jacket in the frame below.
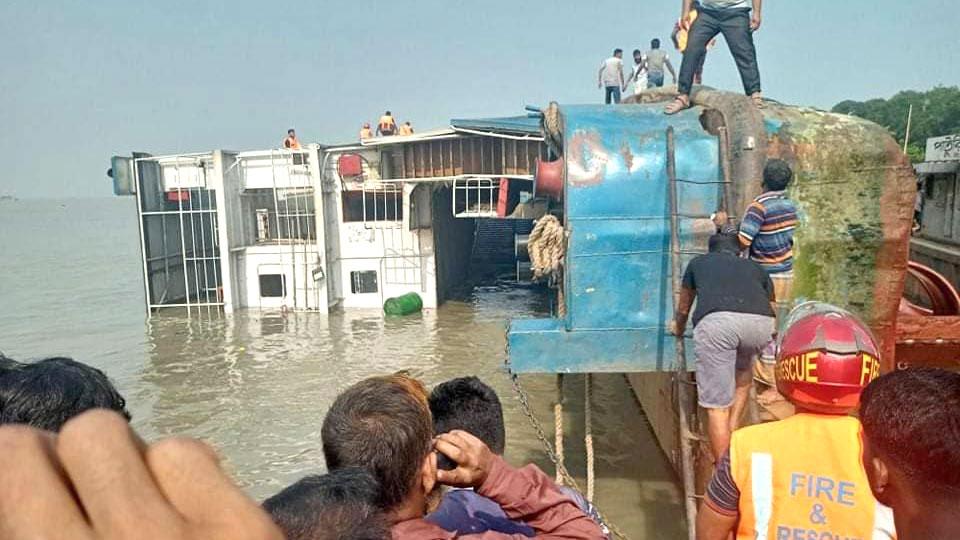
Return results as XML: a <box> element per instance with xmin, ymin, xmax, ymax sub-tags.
<box><xmin>376</xmin><ymin>111</ymin><xmax>397</xmax><ymax>137</ymax></box>
<box><xmin>697</xmin><ymin>302</ymin><xmax>896</xmax><ymax>540</ymax></box>
<box><xmin>359</xmin><ymin>123</ymin><xmax>373</xmax><ymax>140</ymax></box>
<box><xmin>397</xmin><ymin>122</ymin><xmax>414</xmax><ymax>136</ymax></box>
<box><xmin>283</xmin><ymin>128</ymin><xmax>301</xmax><ymax>149</ymax></box>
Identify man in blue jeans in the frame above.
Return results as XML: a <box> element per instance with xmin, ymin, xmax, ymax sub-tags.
<box><xmin>597</xmin><ymin>48</ymin><xmax>625</xmax><ymax>104</ymax></box>
<box><xmin>665</xmin><ymin>0</ymin><xmax>763</xmax><ymax>114</ymax></box>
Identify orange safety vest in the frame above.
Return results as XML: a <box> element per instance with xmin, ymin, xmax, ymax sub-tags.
<box><xmin>398</xmin><ymin>124</ymin><xmax>413</xmax><ymax>136</ymax></box>
<box><xmin>730</xmin><ymin>414</ymin><xmax>896</xmax><ymax>540</ymax></box>
<box><xmin>378</xmin><ymin>115</ymin><xmax>396</xmax><ymax>132</ymax></box>
<box><xmin>360</xmin><ymin>127</ymin><xmax>373</xmax><ymax>139</ymax></box>
<box><xmin>284</xmin><ymin>136</ymin><xmax>301</xmax><ymax>149</ymax></box>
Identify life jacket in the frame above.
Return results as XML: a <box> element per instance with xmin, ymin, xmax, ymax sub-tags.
<box><xmin>730</xmin><ymin>414</ymin><xmax>896</xmax><ymax>540</ymax></box>
<box><xmin>284</xmin><ymin>136</ymin><xmax>301</xmax><ymax>149</ymax></box>
<box><xmin>398</xmin><ymin>124</ymin><xmax>413</xmax><ymax>136</ymax></box>
<box><xmin>378</xmin><ymin>115</ymin><xmax>396</xmax><ymax>132</ymax></box>
<box><xmin>360</xmin><ymin>127</ymin><xmax>373</xmax><ymax>139</ymax></box>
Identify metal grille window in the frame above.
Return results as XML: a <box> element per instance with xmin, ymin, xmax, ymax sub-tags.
<box><xmin>342</xmin><ymin>188</ymin><xmax>403</xmax><ymax>222</ymax></box>
<box><xmin>350</xmin><ymin>270</ymin><xmax>378</xmax><ymax>294</ymax></box>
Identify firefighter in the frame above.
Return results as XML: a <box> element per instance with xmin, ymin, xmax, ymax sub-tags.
<box><xmin>696</xmin><ymin>302</ymin><xmax>896</xmax><ymax>540</ymax></box>
<box><xmin>376</xmin><ymin>111</ymin><xmax>397</xmax><ymax>136</ymax></box>
<box><xmin>359</xmin><ymin>123</ymin><xmax>373</xmax><ymax>140</ymax></box>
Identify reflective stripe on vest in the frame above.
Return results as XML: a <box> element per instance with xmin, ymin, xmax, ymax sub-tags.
<box><xmin>730</xmin><ymin>414</ymin><xmax>897</xmax><ymax>540</ymax></box>
<box><xmin>379</xmin><ymin>116</ymin><xmax>395</xmax><ymax>130</ymax></box>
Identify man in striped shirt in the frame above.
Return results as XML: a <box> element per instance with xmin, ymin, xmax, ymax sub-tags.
<box><xmin>716</xmin><ymin>159</ymin><xmax>798</xmax><ymax>410</ymax></box>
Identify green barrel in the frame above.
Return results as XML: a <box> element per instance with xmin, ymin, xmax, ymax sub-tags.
<box><xmin>383</xmin><ymin>292</ymin><xmax>423</xmax><ymax>316</ymax></box>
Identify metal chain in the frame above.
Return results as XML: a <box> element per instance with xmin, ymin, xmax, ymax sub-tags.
<box><xmin>505</xmin><ymin>362</ymin><xmax>631</xmax><ymax>540</ymax></box>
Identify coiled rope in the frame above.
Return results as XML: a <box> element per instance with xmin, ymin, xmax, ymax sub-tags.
<box><xmin>528</xmin><ymin>215</ymin><xmax>565</xmax><ymax>280</ymax></box>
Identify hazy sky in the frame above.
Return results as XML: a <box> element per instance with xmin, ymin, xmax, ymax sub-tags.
<box><xmin>1</xmin><ymin>0</ymin><xmax>957</xmax><ymax>198</ymax></box>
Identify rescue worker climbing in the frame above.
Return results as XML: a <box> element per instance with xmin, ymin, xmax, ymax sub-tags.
<box><xmin>377</xmin><ymin>111</ymin><xmax>397</xmax><ymax>136</ymax></box>
<box><xmin>696</xmin><ymin>302</ymin><xmax>896</xmax><ymax>540</ymax></box>
<box><xmin>359</xmin><ymin>122</ymin><xmax>373</xmax><ymax>140</ymax></box>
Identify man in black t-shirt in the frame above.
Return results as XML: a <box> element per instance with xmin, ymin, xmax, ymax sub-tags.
<box><xmin>670</xmin><ymin>233</ymin><xmax>776</xmax><ymax>460</ymax></box>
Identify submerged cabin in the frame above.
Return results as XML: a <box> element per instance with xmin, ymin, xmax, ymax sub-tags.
<box><xmin>109</xmin><ymin>118</ymin><xmax>553</xmax><ymax>314</ymax></box>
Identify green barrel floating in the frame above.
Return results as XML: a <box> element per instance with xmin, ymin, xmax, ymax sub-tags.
<box><xmin>383</xmin><ymin>292</ymin><xmax>423</xmax><ymax>316</ymax></box>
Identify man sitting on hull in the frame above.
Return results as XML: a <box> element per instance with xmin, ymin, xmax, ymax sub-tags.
<box><xmin>321</xmin><ymin>374</ymin><xmax>604</xmax><ymax>539</ymax></box>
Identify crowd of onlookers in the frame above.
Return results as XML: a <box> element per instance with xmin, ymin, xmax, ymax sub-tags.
<box><xmin>0</xmin><ymin>347</ymin><xmax>957</xmax><ymax>539</ymax></box>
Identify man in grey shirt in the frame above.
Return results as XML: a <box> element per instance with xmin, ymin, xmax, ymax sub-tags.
<box><xmin>666</xmin><ymin>0</ymin><xmax>764</xmax><ymax>114</ymax></box>
<box><xmin>645</xmin><ymin>39</ymin><xmax>676</xmax><ymax>88</ymax></box>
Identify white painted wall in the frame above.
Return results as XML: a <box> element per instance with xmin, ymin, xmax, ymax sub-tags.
<box><xmin>321</xmin><ymin>148</ymin><xmax>438</xmax><ymax>310</ymax></box>
<box><xmin>236</xmin><ymin>245</ymin><xmax>324</xmax><ymax>310</ymax></box>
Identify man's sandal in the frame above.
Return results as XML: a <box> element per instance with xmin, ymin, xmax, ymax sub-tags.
<box><xmin>664</xmin><ymin>95</ymin><xmax>691</xmax><ymax>115</ymax></box>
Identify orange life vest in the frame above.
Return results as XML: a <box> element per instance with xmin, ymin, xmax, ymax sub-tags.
<box><xmin>730</xmin><ymin>413</ymin><xmax>896</xmax><ymax>540</ymax></box>
<box><xmin>378</xmin><ymin>115</ymin><xmax>396</xmax><ymax>132</ymax></box>
<box><xmin>360</xmin><ymin>127</ymin><xmax>373</xmax><ymax>139</ymax></box>
<box><xmin>284</xmin><ymin>136</ymin><xmax>301</xmax><ymax>149</ymax></box>
<box><xmin>398</xmin><ymin>124</ymin><xmax>413</xmax><ymax>136</ymax></box>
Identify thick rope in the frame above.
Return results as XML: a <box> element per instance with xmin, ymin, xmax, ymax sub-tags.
<box><xmin>585</xmin><ymin>373</ymin><xmax>595</xmax><ymax>502</ymax></box>
<box><xmin>555</xmin><ymin>373</ymin><xmax>565</xmax><ymax>485</ymax></box>
<box><xmin>528</xmin><ymin>215</ymin><xmax>565</xmax><ymax>279</ymax></box>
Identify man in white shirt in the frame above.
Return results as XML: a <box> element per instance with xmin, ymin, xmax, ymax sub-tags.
<box><xmin>597</xmin><ymin>48</ymin><xmax>625</xmax><ymax>104</ymax></box>
<box><xmin>630</xmin><ymin>49</ymin><xmax>648</xmax><ymax>96</ymax></box>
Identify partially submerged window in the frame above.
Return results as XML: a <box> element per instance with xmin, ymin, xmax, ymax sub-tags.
<box><xmin>350</xmin><ymin>270</ymin><xmax>378</xmax><ymax>294</ymax></box>
<box><xmin>342</xmin><ymin>189</ymin><xmax>403</xmax><ymax>222</ymax></box>
<box><xmin>259</xmin><ymin>274</ymin><xmax>286</xmax><ymax>297</ymax></box>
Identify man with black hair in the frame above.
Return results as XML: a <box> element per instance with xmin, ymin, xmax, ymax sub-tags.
<box><xmin>645</xmin><ymin>39</ymin><xmax>675</xmax><ymax>88</ymax></box>
<box><xmin>672</xmin><ymin>233</ymin><xmax>776</xmax><ymax>460</ymax></box>
<box><xmin>428</xmin><ymin>377</ymin><xmax>608</xmax><ymax>537</ymax></box>
<box><xmin>0</xmin><ymin>356</ymin><xmax>130</xmax><ymax>432</ymax></box>
<box><xmin>716</xmin><ymin>159</ymin><xmax>799</xmax><ymax>409</ymax></box>
<box><xmin>263</xmin><ymin>467</ymin><xmax>389</xmax><ymax>540</ymax></box>
<box><xmin>321</xmin><ymin>375</ymin><xmax>604</xmax><ymax>539</ymax></box>
<box><xmin>597</xmin><ymin>49</ymin><xmax>625</xmax><ymax>104</ymax></box>
<box><xmin>860</xmin><ymin>367</ymin><xmax>960</xmax><ymax>540</ymax></box>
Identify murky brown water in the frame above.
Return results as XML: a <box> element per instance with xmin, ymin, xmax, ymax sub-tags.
<box><xmin>0</xmin><ymin>198</ymin><xmax>684</xmax><ymax>538</ymax></box>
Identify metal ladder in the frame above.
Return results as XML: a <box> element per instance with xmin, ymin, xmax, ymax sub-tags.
<box><xmin>665</xmin><ymin>126</ymin><xmax>736</xmax><ymax>540</ymax></box>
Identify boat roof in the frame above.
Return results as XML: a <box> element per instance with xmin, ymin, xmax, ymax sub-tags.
<box><xmin>449</xmin><ymin>115</ymin><xmax>543</xmax><ymax>136</ymax></box>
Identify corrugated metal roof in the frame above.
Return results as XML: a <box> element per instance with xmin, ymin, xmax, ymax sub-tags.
<box><xmin>450</xmin><ymin>115</ymin><xmax>543</xmax><ymax>135</ymax></box>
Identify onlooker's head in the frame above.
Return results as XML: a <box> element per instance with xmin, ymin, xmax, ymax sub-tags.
<box><xmin>632</xmin><ymin>49</ymin><xmax>643</xmax><ymax>62</ymax></box>
<box><xmin>612</xmin><ymin>48</ymin><xmax>623</xmax><ymax>58</ymax></box>
<box><xmin>263</xmin><ymin>467</ymin><xmax>389</xmax><ymax>540</ymax></box>
<box><xmin>762</xmin><ymin>159</ymin><xmax>793</xmax><ymax>191</ymax></box>
<box><xmin>429</xmin><ymin>377</ymin><xmax>505</xmax><ymax>467</ymax></box>
<box><xmin>708</xmin><ymin>233</ymin><xmax>740</xmax><ymax>254</ymax></box>
<box><xmin>287</xmin><ymin>128</ymin><xmax>296</xmax><ymax>136</ymax></box>
<box><xmin>651</xmin><ymin>39</ymin><xmax>661</xmax><ymax>50</ymax></box>
<box><xmin>321</xmin><ymin>374</ymin><xmax>434</xmax><ymax>511</ymax></box>
<box><xmin>860</xmin><ymin>368</ymin><xmax>960</xmax><ymax>520</ymax></box>
<box><xmin>0</xmin><ymin>357</ymin><xmax>130</xmax><ymax>432</ymax></box>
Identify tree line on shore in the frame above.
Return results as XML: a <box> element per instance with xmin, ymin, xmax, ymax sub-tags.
<box><xmin>832</xmin><ymin>86</ymin><xmax>960</xmax><ymax>163</ymax></box>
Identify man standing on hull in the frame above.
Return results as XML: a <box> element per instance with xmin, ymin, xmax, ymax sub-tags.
<box><xmin>597</xmin><ymin>48</ymin><xmax>625</xmax><ymax>104</ymax></box>
<box><xmin>645</xmin><ymin>39</ymin><xmax>676</xmax><ymax>89</ymax></box>
<box><xmin>665</xmin><ymin>0</ymin><xmax>764</xmax><ymax>114</ymax></box>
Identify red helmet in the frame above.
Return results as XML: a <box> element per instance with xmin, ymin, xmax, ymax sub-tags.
<box><xmin>776</xmin><ymin>302</ymin><xmax>882</xmax><ymax>414</ymax></box>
